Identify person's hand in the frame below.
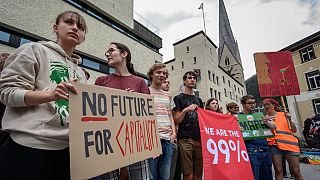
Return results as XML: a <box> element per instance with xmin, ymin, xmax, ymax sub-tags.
<box><xmin>152</xmin><ymin>154</ymin><xmax>160</xmax><ymax>159</ymax></box>
<box><xmin>170</xmin><ymin>133</ymin><xmax>177</xmax><ymax>143</ymax></box>
<box><xmin>285</xmin><ymin>112</ymin><xmax>292</xmax><ymax>120</ymax></box>
<box><xmin>125</xmin><ymin>88</ymin><xmax>134</xmax><ymax>92</ymax></box>
<box><xmin>183</xmin><ymin>104</ymin><xmax>198</xmax><ymax>113</ymax></box>
<box><xmin>49</xmin><ymin>82</ymin><xmax>77</xmax><ymax>101</ymax></box>
<box><xmin>262</xmin><ymin>116</ymin><xmax>268</xmax><ymax>123</ymax></box>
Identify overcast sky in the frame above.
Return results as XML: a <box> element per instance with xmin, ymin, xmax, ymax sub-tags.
<box><xmin>133</xmin><ymin>0</ymin><xmax>320</xmax><ymax>80</ymax></box>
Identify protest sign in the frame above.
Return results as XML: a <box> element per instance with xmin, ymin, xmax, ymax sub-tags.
<box><xmin>69</xmin><ymin>83</ymin><xmax>162</xmax><ymax>180</ymax></box>
<box><xmin>197</xmin><ymin>108</ymin><xmax>254</xmax><ymax>180</ymax></box>
<box><xmin>254</xmin><ymin>51</ymin><xmax>300</xmax><ymax>97</ymax></box>
<box><xmin>237</xmin><ymin>112</ymin><xmax>274</xmax><ymax>140</ymax></box>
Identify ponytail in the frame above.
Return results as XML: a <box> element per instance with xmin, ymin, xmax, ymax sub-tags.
<box><xmin>127</xmin><ymin>62</ymin><xmax>136</xmax><ymax>75</ymax></box>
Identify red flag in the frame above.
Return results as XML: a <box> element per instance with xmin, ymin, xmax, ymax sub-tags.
<box><xmin>197</xmin><ymin>108</ymin><xmax>254</xmax><ymax>180</ymax></box>
<box><xmin>254</xmin><ymin>51</ymin><xmax>300</xmax><ymax>97</ymax></box>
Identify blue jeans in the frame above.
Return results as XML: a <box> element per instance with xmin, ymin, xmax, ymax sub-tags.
<box><xmin>148</xmin><ymin>139</ymin><xmax>174</xmax><ymax>180</ymax></box>
<box><xmin>248</xmin><ymin>148</ymin><xmax>273</xmax><ymax>180</ymax></box>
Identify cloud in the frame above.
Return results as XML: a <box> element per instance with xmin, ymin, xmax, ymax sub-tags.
<box><xmin>143</xmin><ymin>11</ymin><xmax>196</xmax><ymax>31</ymax></box>
<box><xmin>299</xmin><ymin>0</ymin><xmax>320</xmax><ymax>26</ymax></box>
<box><xmin>232</xmin><ymin>0</ymin><xmax>320</xmax><ymax>26</ymax></box>
<box><xmin>257</xmin><ymin>0</ymin><xmax>320</xmax><ymax>26</ymax></box>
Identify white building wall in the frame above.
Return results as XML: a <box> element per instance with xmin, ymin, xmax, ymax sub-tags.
<box><xmin>88</xmin><ymin>0</ymin><xmax>134</xmax><ymax>28</ymax></box>
<box><xmin>0</xmin><ymin>0</ymin><xmax>162</xmax><ymax>75</ymax></box>
<box><xmin>167</xmin><ymin>32</ymin><xmax>245</xmax><ymax>112</ymax></box>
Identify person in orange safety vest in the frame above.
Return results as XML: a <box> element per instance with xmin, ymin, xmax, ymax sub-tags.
<box><xmin>263</xmin><ymin>98</ymin><xmax>303</xmax><ymax>180</ymax></box>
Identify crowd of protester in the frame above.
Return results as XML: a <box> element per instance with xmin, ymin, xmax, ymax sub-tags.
<box><xmin>0</xmin><ymin>10</ymin><xmax>306</xmax><ymax>180</ymax></box>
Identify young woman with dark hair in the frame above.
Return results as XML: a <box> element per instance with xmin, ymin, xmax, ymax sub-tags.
<box><xmin>205</xmin><ymin>98</ymin><xmax>223</xmax><ymax>113</ymax></box>
<box><xmin>95</xmin><ymin>42</ymin><xmax>150</xmax><ymax>180</ymax></box>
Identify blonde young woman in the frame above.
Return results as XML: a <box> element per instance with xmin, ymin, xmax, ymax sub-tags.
<box><xmin>0</xmin><ymin>11</ymin><xmax>88</xmax><ymax>179</ymax></box>
<box><xmin>263</xmin><ymin>99</ymin><xmax>303</xmax><ymax>180</ymax></box>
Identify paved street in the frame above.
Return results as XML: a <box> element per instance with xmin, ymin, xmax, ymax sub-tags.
<box><xmin>282</xmin><ymin>163</ymin><xmax>320</xmax><ymax>180</ymax></box>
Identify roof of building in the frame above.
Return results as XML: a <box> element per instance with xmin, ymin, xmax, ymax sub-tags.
<box><xmin>164</xmin><ymin>58</ymin><xmax>175</xmax><ymax>64</ymax></box>
<box><xmin>281</xmin><ymin>30</ymin><xmax>320</xmax><ymax>51</ymax></box>
<box><xmin>218</xmin><ymin>65</ymin><xmax>244</xmax><ymax>87</ymax></box>
<box><xmin>218</xmin><ymin>0</ymin><xmax>241</xmax><ymax>64</ymax></box>
<box><xmin>172</xmin><ymin>31</ymin><xmax>217</xmax><ymax>48</ymax></box>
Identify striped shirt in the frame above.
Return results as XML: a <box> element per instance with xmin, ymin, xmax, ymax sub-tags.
<box><xmin>149</xmin><ymin>87</ymin><xmax>175</xmax><ymax>140</ymax></box>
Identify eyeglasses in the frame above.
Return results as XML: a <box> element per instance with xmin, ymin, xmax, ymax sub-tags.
<box><xmin>105</xmin><ymin>48</ymin><xmax>120</xmax><ymax>56</ymax></box>
<box><xmin>245</xmin><ymin>101</ymin><xmax>256</xmax><ymax>105</ymax></box>
<box><xmin>232</xmin><ymin>106</ymin><xmax>239</xmax><ymax>109</ymax></box>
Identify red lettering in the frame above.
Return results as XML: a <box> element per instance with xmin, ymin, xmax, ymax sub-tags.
<box><xmin>116</xmin><ymin>119</ymin><xmax>159</xmax><ymax>156</ymax></box>
<box><xmin>116</xmin><ymin>121</ymin><xmax>125</xmax><ymax>156</ymax></box>
<box><xmin>125</xmin><ymin>123</ymin><xmax>131</xmax><ymax>154</ymax></box>
<box><xmin>130</xmin><ymin>121</ymin><xmax>135</xmax><ymax>153</ymax></box>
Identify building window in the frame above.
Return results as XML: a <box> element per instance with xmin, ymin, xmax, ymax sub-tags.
<box><xmin>216</xmin><ymin>76</ymin><xmax>219</xmax><ymax>85</ymax></box>
<box><xmin>305</xmin><ymin>70</ymin><xmax>320</xmax><ymax>90</ymax></box>
<box><xmin>193</xmin><ymin>57</ymin><xmax>197</xmax><ymax>64</ymax></box>
<box><xmin>234</xmin><ymin>85</ymin><xmax>236</xmax><ymax>90</ymax></box>
<box><xmin>210</xmin><ymin>48</ymin><xmax>212</xmax><ymax>54</ymax></box>
<box><xmin>186</xmin><ymin>46</ymin><xmax>189</xmax><ymax>52</ymax></box>
<box><xmin>0</xmin><ymin>31</ymin><xmax>10</xmax><ymax>43</ymax></box>
<box><xmin>300</xmin><ymin>46</ymin><xmax>316</xmax><ymax>63</ymax></box>
<box><xmin>182</xmin><ymin>61</ymin><xmax>184</xmax><ymax>68</ymax></box>
<box><xmin>313</xmin><ymin>99</ymin><xmax>320</xmax><ymax>114</ymax></box>
<box><xmin>241</xmin><ymin>90</ymin><xmax>244</xmax><ymax>95</ymax></box>
<box><xmin>224</xmin><ymin>88</ymin><xmax>227</xmax><ymax>97</ymax></box>
<box><xmin>228</xmin><ymin>80</ymin><xmax>230</xmax><ymax>87</ymax></box>
<box><xmin>20</xmin><ymin>38</ymin><xmax>31</xmax><ymax>45</ymax></box>
<box><xmin>218</xmin><ymin>92</ymin><xmax>221</xmax><ymax>101</ymax></box>
<box><xmin>208</xmin><ymin>70</ymin><xmax>211</xmax><ymax>81</ymax></box>
<box><xmin>214</xmin><ymin>90</ymin><xmax>217</xmax><ymax>99</ymax></box>
<box><xmin>210</xmin><ymin>88</ymin><xmax>213</xmax><ymax>97</ymax></box>
<box><xmin>171</xmin><ymin>65</ymin><xmax>174</xmax><ymax>71</ymax></box>
<box><xmin>82</xmin><ymin>58</ymin><xmax>99</xmax><ymax>70</ymax></box>
<box><xmin>225</xmin><ymin>57</ymin><xmax>230</xmax><ymax>66</ymax></box>
<box><xmin>212</xmin><ymin>73</ymin><xmax>215</xmax><ymax>83</ymax></box>
<box><xmin>223</xmin><ymin>76</ymin><xmax>225</xmax><ymax>83</ymax></box>
<box><xmin>194</xmin><ymin>69</ymin><xmax>201</xmax><ymax>80</ymax></box>
<box><xmin>238</xmin><ymin>87</ymin><xmax>240</xmax><ymax>93</ymax></box>
<box><xmin>0</xmin><ymin>27</ymin><xmax>122</xmax><ymax>77</ymax></box>
<box><xmin>230</xmin><ymin>92</ymin><xmax>232</xmax><ymax>99</ymax></box>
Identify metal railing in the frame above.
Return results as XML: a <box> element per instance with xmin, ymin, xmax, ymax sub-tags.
<box><xmin>133</xmin><ymin>11</ymin><xmax>159</xmax><ymax>35</ymax></box>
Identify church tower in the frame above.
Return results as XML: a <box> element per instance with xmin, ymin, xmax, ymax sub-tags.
<box><xmin>218</xmin><ymin>0</ymin><xmax>245</xmax><ymax>85</ymax></box>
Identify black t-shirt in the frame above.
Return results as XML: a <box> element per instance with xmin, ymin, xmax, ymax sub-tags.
<box><xmin>173</xmin><ymin>93</ymin><xmax>203</xmax><ymax>140</ymax></box>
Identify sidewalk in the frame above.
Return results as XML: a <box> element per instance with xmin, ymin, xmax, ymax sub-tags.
<box><xmin>282</xmin><ymin>163</ymin><xmax>320</xmax><ymax>180</ymax></box>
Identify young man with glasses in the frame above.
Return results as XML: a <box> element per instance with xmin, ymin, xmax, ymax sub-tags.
<box><xmin>240</xmin><ymin>95</ymin><xmax>274</xmax><ymax>180</ymax></box>
<box><xmin>173</xmin><ymin>71</ymin><xmax>204</xmax><ymax>180</ymax></box>
<box><xmin>226</xmin><ymin>102</ymin><xmax>240</xmax><ymax>115</ymax></box>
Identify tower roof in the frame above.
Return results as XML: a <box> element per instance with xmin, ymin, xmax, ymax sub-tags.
<box><xmin>218</xmin><ymin>0</ymin><xmax>241</xmax><ymax>63</ymax></box>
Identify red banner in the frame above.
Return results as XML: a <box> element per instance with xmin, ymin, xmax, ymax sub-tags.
<box><xmin>197</xmin><ymin>108</ymin><xmax>254</xmax><ymax>180</ymax></box>
<box><xmin>254</xmin><ymin>51</ymin><xmax>300</xmax><ymax>97</ymax></box>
